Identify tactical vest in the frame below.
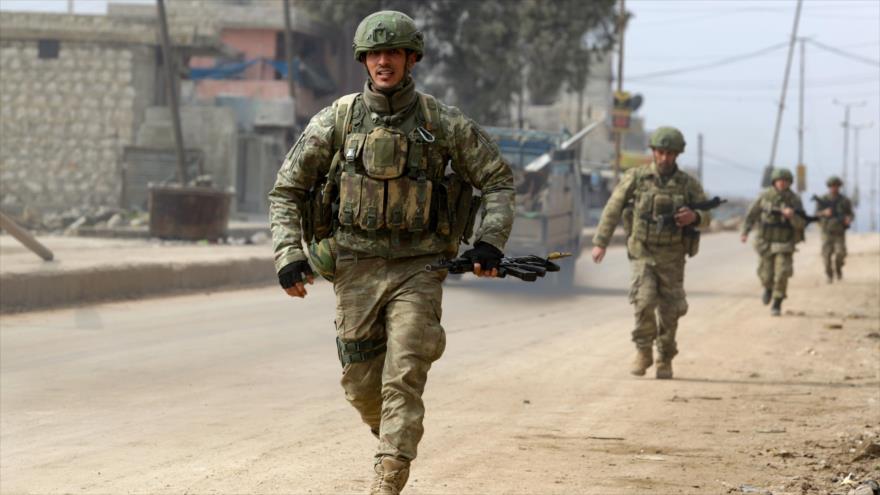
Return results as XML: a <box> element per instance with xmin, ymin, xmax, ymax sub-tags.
<box><xmin>630</xmin><ymin>171</ymin><xmax>691</xmax><ymax>247</ymax></box>
<box><xmin>818</xmin><ymin>195</ymin><xmax>847</xmax><ymax>235</ymax></box>
<box><xmin>758</xmin><ymin>193</ymin><xmax>795</xmax><ymax>244</ymax></box>
<box><xmin>305</xmin><ymin>92</ymin><xmax>479</xmax><ymax>258</ymax></box>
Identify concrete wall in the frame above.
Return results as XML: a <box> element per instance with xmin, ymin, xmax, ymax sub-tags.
<box><xmin>0</xmin><ymin>37</ymin><xmax>157</xmax><ymax>214</ymax></box>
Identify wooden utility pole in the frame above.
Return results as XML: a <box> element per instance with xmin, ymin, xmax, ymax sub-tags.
<box><xmin>0</xmin><ymin>212</ymin><xmax>54</xmax><ymax>261</ymax></box>
<box><xmin>613</xmin><ymin>0</ymin><xmax>626</xmax><ymax>183</ymax></box>
<box><xmin>767</xmin><ymin>0</ymin><xmax>802</xmax><ymax>173</ymax></box>
<box><xmin>282</xmin><ymin>0</ymin><xmax>297</xmax><ymax>102</ymax></box>
<box><xmin>156</xmin><ymin>0</ymin><xmax>188</xmax><ymax>185</ymax></box>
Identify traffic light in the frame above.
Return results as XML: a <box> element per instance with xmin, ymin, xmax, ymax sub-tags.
<box><xmin>612</xmin><ymin>91</ymin><xmax>643</xmax><ymax>132</ymax></box>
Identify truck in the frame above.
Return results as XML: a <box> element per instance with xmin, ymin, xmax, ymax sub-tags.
<box><xmin>483</xmin><ymin>122</ymin><xmax>601</xmax><ymax>287</ymax></box>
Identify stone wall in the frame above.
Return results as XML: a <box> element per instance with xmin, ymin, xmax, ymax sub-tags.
<box><xmin>0</xmin><ymin>37</ymin><xmax>157</xmax><ymax>214</ymax></box>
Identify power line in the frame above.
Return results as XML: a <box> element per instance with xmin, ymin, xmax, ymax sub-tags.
<box><xmin>703</xmin><ymin>151</ymin><xmax>763</xmax><ymax>174</ymax></box>
<box><xmin>631</xmin><ymin>74</ymin><xmax>879</xmax><ymax>91</ymax></box>
<box><xmin>807</xmin><ymin>39</ymin><xmax>880</xmax><ymax>67</ymax></box>
<box><xmin>628</xmin><ymin>42</ymin><xmax>789</xmax><ymax>81</ymax></box>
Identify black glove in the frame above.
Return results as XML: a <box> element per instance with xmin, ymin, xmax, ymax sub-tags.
<box><xmin>278</xmin><ymin>260</ymin><xmax>314</xmax><ymax>289</ymax></box>
<box><xmin>461</xmin><ymin>241</ymin><xmax>504</xmax><ymax>271</ymax></box>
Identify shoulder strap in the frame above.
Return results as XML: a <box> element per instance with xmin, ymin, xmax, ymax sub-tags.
<box><xmin>418</xmin><ymin>92</ymin><xmax>444</xmax><ymax>142</ymax></box>
<box><xmin>333</xmin><ymin>92</ymin><xmax>360</xmax><ymax>151</ymax></box>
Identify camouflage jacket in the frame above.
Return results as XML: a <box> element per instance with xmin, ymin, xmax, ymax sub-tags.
<box><xmin>813</xmin><ymin>193</ymin><xmax>853</xmax><ymax>236</ymax></box>
<box><xmin>592</xmin><ymin>163</ymin><xmax>711</xmax><ymax>263</ymax></box>
<box><xmin>741</xmin><ymin>187</ymin><xmax>806</xmax><ymax>251</ymax></box>
<box><xmin>268</xmin><ymin>84</ymin><xmax>514</xmax><ymax>273</ymax></box>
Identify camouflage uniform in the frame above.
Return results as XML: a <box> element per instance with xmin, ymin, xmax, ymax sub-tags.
<box><xmin>741</xmin><ymin>187</ymin><xmax>805</xmax><ymax>301</ymax></box>
<box><xmin>268</xmin><ymin>70</ymin><xmax>514</xmax><ymax>465</ymax></box>
<box><xmin>815</xmin><ymin>192</ymin><xmax>853</xmax><ymax>280</ymax></box>
<box><xmin>593</xmin><ymin>162</ymin><xmax>711</xmax><ymax>363</ymax></box>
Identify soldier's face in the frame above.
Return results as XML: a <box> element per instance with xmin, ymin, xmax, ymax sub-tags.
<box><xmin>652</xmin><ymin>148</ymin><xmax>678</xmax><ymax>172</ymax></box>
<box><xmin>365</xmin><ymin>48</ymin><xmax>417</xmax><ymax>90</ymax></box>
<box><xmin>773</xmin><ymin>179</ymin><xmax>791</xmax><ymax>191</ymax></box>
<box><xmin>829</xmin><ymin>184</ymin><xmax>840</xmax><ymax>195</ymax></box>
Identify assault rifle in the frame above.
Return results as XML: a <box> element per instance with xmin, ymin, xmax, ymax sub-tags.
<box><xmin>811</xmin><ymin>194</ymin><xmax>850</xmax><ymax>229</ymax></box>
<box><xmin>643</xmin><ymin>196</ymin><xmax>727</xmax><ymax>234</ymax></box>
<box><xmin>766</xmin><ymin>206</ymin><xmax>819</xmax><ymax>226</ymax></box>
<box><xmin>426</xmin><ymin>252</ymin><xmax>572</xmax><ymax>282</ymax></box>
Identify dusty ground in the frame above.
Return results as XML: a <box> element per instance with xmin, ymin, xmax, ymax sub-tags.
<box><xmin>1</xmin><ymin>232</ymin><xmax>878</xmax><ymax>494</ymax></box>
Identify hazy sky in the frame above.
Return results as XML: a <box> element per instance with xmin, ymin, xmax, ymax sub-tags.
<box><xmin>2</xmin><ymin>0</ymin><xmax>879</xmax><ymax>229</ymax></box>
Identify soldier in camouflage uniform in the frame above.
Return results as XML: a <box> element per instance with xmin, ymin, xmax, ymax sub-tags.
<box><xmin>815</xmin><ymin>176</ymin><xmax>854</xmax><ymax>282</ymax></box>
<box><xmin>268</xmin><ymin>11</ymin><xmax>514</xmax><ymax>495</ymax></box>
<box><xmin>740</xmin><ymin>168</ymin><xmax>806</xmax><ymax>316</ymax></box>
<box><xmin>591</xmin><ymin>127</ymin><xmax>712</xmax><ymax>380</ymax></box>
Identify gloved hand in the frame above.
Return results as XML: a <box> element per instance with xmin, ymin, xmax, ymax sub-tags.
<box><xmin>278</xmin><ymin>260</ymin><xmax>314</xmax><ymax>298</ymax></box>
<box><xmin>461</xmin><ymin>241</ymin><xmax>504</xmax><ymax>274</ymax></box>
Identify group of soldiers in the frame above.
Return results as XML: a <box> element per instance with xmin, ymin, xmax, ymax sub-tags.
<box><xmin>267</xmin><ymin>10</ymin><xmax>855</xmax><ymax>495</ymax></box>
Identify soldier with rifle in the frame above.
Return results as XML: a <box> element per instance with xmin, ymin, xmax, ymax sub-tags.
<box><xmin>813</xmin><ymin>176</ymin><xmax>854</xmax><ymax>282</ymax></box>
<box><xmin>740</xmin><ymin>168</ymin><xmax>806</xmax><ymax>316</ymax></box>
<box><xmin>268</xmin><ymin>11</ymin><xmax>517</xmax><ymax>494</ymax></box>
<box><xmin>591</xmin><ymin>127</ymin><xmax>716</xmax><ymax>380</ymax></box>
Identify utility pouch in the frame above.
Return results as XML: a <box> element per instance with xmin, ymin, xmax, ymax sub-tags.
<box><xmin>652</xmin><ymin>195</ymin><xmax>675</xmax><ymax>225</ymax></box>
<box><xmin>684</xmin><ymin>228</ymin><xmax>701</xmax><ymax>257</ymax></box>
<box><xmin>363</xmin><ymin>127</ymin><xmax>408</xmax><ymax>179</ymax></box>
<box><xmin>311</xmin><ymin>178</ymin><xmax>333</xmax><ymax>241</ymax></box>
<box><xmin>462</xmin><ymin>195</ymin><xmax>481</xmax><ymax>243</ymax></box>
<box><xmin>343</xmin><ymin>133</ymin><xmax>366</xmax><ymax>164</ymax></box>
<box><xmin>435</xmin><ymin>181</ymin><xmax>451</xmax><ymax>236</ymax></box>
<box><xmin>338</xmin><ymin>170</ymin><xmax>362</xmax><ymax>227</ymax></box>
<box><xmin>406</xmin><ymin>178</ymin><xmax>432</xmax><ymax>232</ymax></box>
<box><xmin>632</xmin><ymin>193</ymin><xmax>653</xmax><ymax>242</ymax></box>
<box><xmin>357</xmin><ymin>176</ymin><xmax>385</xmax><ymax>231</ymax></box>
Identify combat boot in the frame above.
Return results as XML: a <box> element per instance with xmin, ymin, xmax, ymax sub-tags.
<box><xmin>770</xmin><ymin>298</ymin><xmax>782</xmax><ymax>317</ymax></box>
<box><xmin>655</xmin><ymin>358</ymin><xmax>673</xmax><ymax>379</ymax></box>
<box><xmin>370</xmin><ymin>456</ymin><xmax>410</xmax><ymax>495</ymax></box>
<box><xmin>762</xmin><ymin>288</ymin><xmax>772</xmax><ymax>305</ymax></box>
<box><xmin>836</xmin><ymin>266</ymin><xmax>843</xmax><ymax>281</ymax></box>
<box><xmin>630</xmin><ymin>347</ymin><xmax>653</xmax><ymax>376</ymax></box>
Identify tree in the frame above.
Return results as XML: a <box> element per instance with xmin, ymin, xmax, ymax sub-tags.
<box><xmin>295</xmin><ymin>0</ymin><xmax>618</xmax><ymax>125</ymax></box>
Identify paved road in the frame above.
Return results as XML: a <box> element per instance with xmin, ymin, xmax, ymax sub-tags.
<box><xmin>2</xmin><ymin>232</ymin><xmax>878</xmax><ymax>494</ymax></box>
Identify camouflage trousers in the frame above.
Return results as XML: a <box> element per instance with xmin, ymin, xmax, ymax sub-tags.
<box><xmin>821</xmin><ymin>232</ymin><xmax>847</xmax><ymax>276</ymax></box>
<box><xmin>333</xmin><ymin>252</ymin><xmax>446</xmax><ymax>462</ymax></box>
<box><xmin>628</xmin><ymin>258</ymin><xmax>688</xmax><ymax>360</ymax></box>
<box><xmin>758</xmin><ymin>252</ymin><xmax>794</xmax><ymax>299</ymax></box>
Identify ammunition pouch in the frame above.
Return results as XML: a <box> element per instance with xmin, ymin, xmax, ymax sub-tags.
<box><xmin>336</xmin><ymin>336</ymin><xmax>386</xmax><ymax>367</ymax></box>
<box><xmin>683</xmin><ymin>228</ymin><xmax>701</xmax><ymax>257</ymax></box>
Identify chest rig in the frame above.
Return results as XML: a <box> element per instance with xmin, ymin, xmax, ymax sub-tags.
<box><xmin>758</xmin><ymin>191</ymin><xmax>795</xmax><ymax>243</ymax></box>
<box><xmin>310</xmin><ymin>92</ymin><xmax>478</xmax><ymax>255</ymax></box>
<box><xmin>630</xmin><ymin>170</ymin><xmax>690</xmax><ymax>246</ymax></box>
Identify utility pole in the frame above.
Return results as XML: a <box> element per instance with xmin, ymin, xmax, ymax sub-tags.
<box><xmin>613</xmin><ymin>0</ymin><xmax>626</xmax><ymax>183</ymax></box>
<box><xmin>851</xmin><ymin>121</ymin><xmax>873</xmax><ymax>207</ymax></box>
<box><xmin>797</xmin><ymin>37</ymin><xmax>805</xmax><ymax>169</ymax></box>
<box><xmin>697</xmin><ymin>133</ymin><xmax>704</xmax><ymax>182</ymax></box>
<box><xmin>282</xmin><ymin>0</ymin><xmax>297</xmax><ymax>103</ymax></box>
<box><xmin>766</xmin><ymin>0</ymin><xmax>802</xmax><ymax>178</ymax></box>
<box><xmin>156</xmin><ymin>0</ymin><xmax>188</xmax><ymax>185</ymax></box>
<box><xmin>832</xmin><ymin>99</ymin><xmax>866</xmax><ymax>194</ymax></box>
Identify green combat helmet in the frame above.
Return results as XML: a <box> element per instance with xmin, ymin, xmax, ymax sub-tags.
<box><xmin>649</xmin><ymin>127</ymin><xmax>686</xmax><ymax>152</ymax></box>
<box><xmin>771</xmin><ymin>168</ymin><xmax>794</xmax><ymax>182</ymax></box>
<box><xmin>353</xmin><ymin>11</ymin><xmax>424</xmax><ymax>62</ymax></box>
<box><xmin>826</xmin><ymin>175</ymin><xmax>843</xmax><ymax>187</ymax></box>
<box><xmin>308</xmin><ymin>237</ymin><xmax>337</xmax><ymax>282</ymax></box>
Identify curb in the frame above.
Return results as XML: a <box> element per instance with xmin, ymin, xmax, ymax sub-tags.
<box><xmin>1</xmin><ymin>257</ymin><xmax>276</xmax><ymax>313</ymax></box>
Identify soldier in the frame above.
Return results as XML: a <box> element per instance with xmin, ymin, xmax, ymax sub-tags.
<box><xmin>740</xmin><ymin>168</ymin><xmax>806</xmax><ymax>316</ymax></box>
<box><xmin>815</xmin><ymin>176</ymin><xmax>854</xmax><ymax>282</ymax></box>
<box><xmin>268</xmin><ymin>11</ymin><xmax>514</xmax><ymax>495</ymax></box>
<box><xmin>591</xmin><ymin>127</ymin><xmax>712</xmax><ymax>380</ymax></box>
